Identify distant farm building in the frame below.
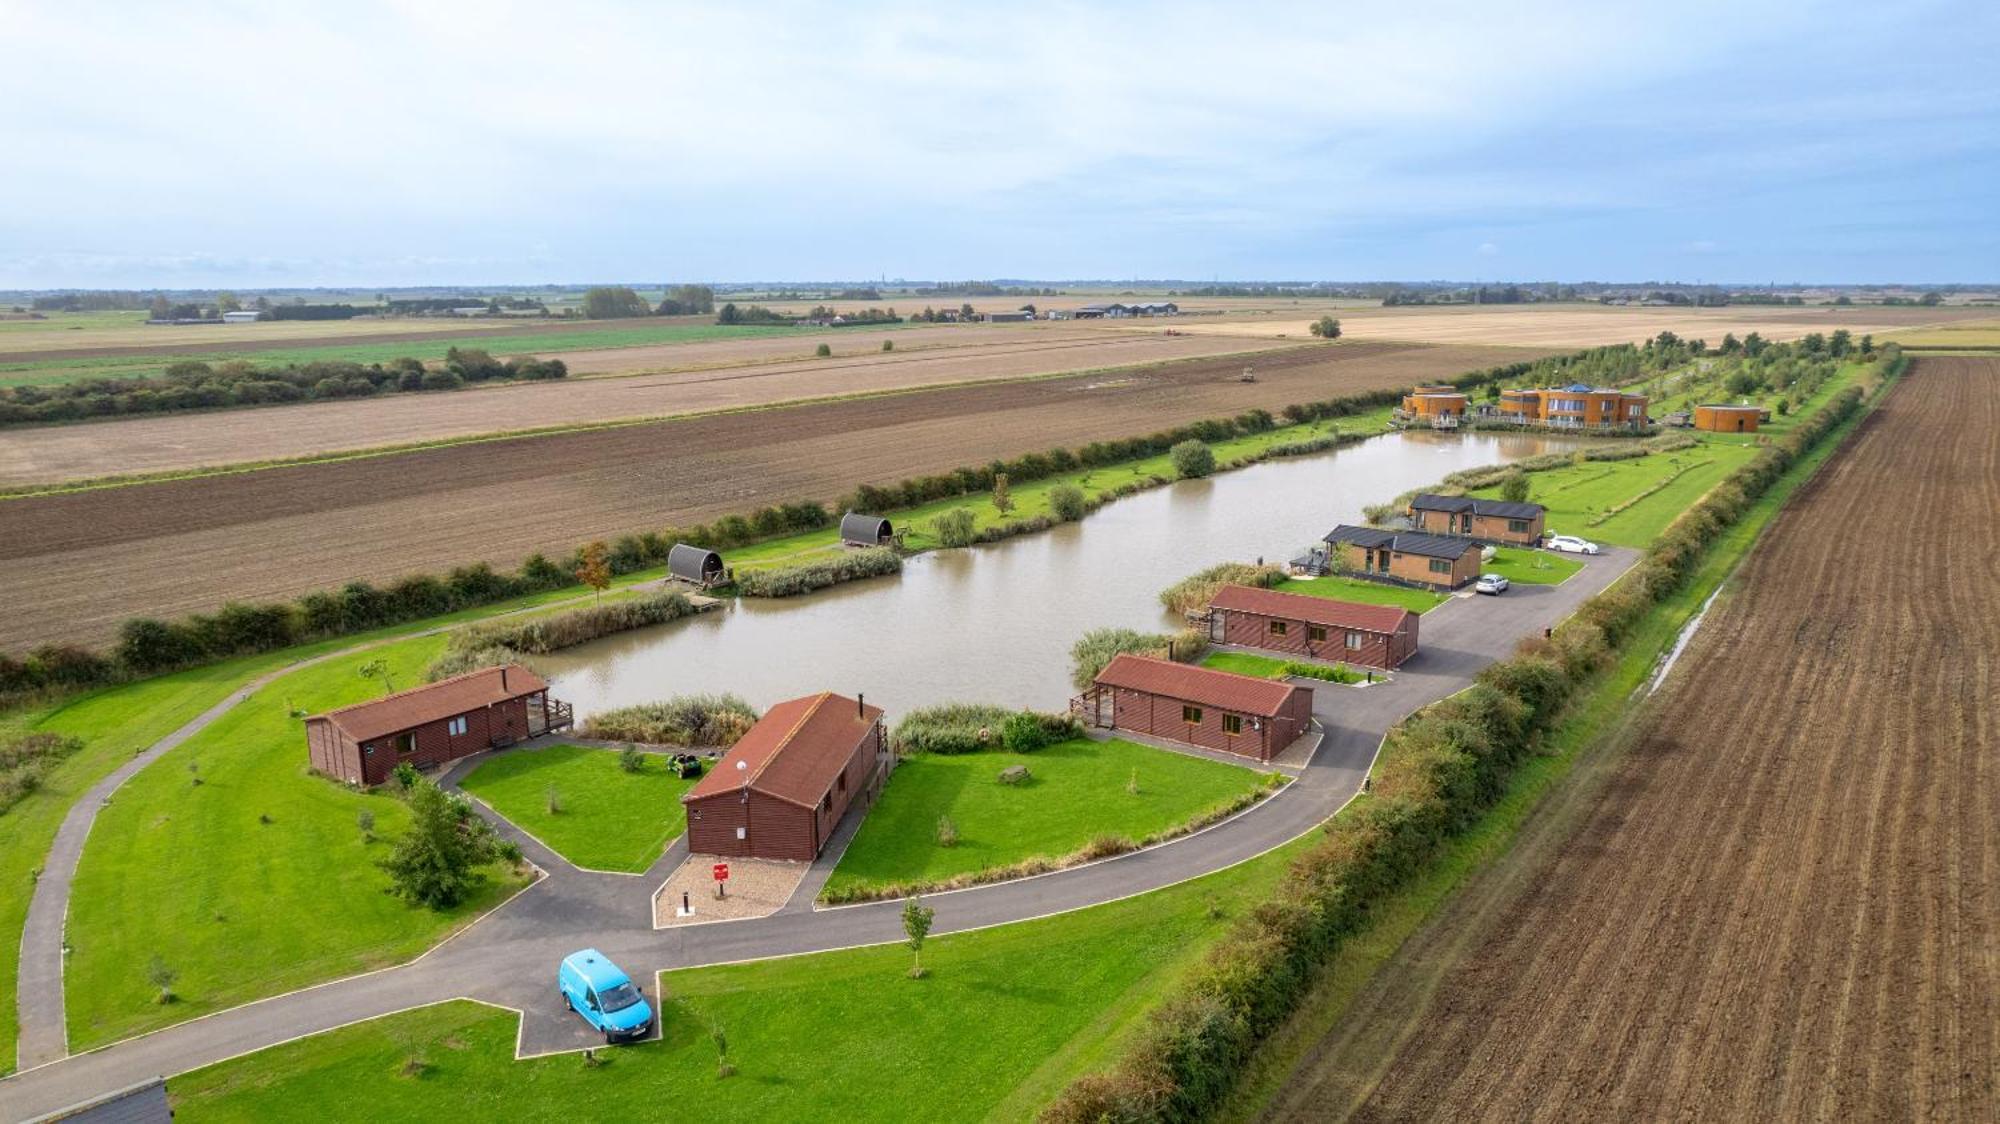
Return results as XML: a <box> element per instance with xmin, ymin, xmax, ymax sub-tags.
<box><xmin>1320</xmin><ymin>525</ymin><xmax>1483</xmax><ymax>590</ymax></box>
<box><xmin>1694</xmin><ymin>404</ymin><xmax>1763</xmax><ymax>432</ymax></box>
<box><xmin>983</xmin><ymin>310</ymin><xmax>1032</xmax><ymax>323</ymax></box>
<box><xmin>682</xmin><ymin>692</ymin><xmax>889</xmax><ymax>861</ymax></box>
<box><xmin>667</xmin><ymin>544</ymin><xmax>728</xmax><ymax>588</ymax></box>
<box><xmin>839</xmin><ymin>512</ymin><xmax>895</xmax><ymax>547</ymax></box>
<box><xmin>220</xmin><ymin>309</ymin><xmax>263</xmax><ymax>323</ymax></box>
<box><xmin>306</xmin><ymin>665</ymin><xmax>571</xmax><ymax>786</ymax></box>
<box><xmin>1204</xmin><ymin>584</ymin><xmax>1418</xmax><ymax>670</ymax></box>
<box><xmin>1406</xmin><ymin>493</ymin><xmax>1546</xmax><ymax>545</ymax></box>
<box><xmin>1076</xmin><ymin>654</ymin><xmax>1312</xmax><ymax>762</ymax></box>
<box><xmin>1496</xmin><ymin>384</ymin><xmax>1650</xmax><ymax>431</ymax></box>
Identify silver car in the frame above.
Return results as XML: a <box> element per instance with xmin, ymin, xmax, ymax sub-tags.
<box><xmin>1475</xmin><ymin>573</ymin><xmax>1510</xmax><ymax>595</ymax></box>
<box><xmin>1546</xmin><ymin>534</ymin><xmax>1600</xmax><ymax>555</ymax></box>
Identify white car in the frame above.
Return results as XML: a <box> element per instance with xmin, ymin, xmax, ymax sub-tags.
<box><xmin>1474</xmin><ymin>573</ymin><xmax>1510</xmax><ymax>595</ymax></box>
<box><xmin>1546</xmin><ymin>534</ymin><xmax>1600</xmax><ymax>555</ymax></box>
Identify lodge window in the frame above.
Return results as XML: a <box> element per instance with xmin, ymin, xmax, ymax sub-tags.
<box><xmin>837</xmin><ymin>772</ymin><xmax>847</xmax><ymax>793</ymax></box>
<box><xmin>1181</xmin><ymin>705</ymin><xmax>1203</xmax><ymax>724</ymax></box>
<box><xmin>1428</xmin><ymin>558</ymin><xmax>1452</xmax><ymax>575</ymax></box>
<box><xmin>395</xmin><ymin>732</ymin><xmax>416</xmax><ymax>755</ymax></box>
<box><xmin>1508</xmin><ymin>518</ymin><xmax>1529</xmax><ymax>533</ymax></box>
<box><xmin>822</xmin><ymin>792</ymin><xmax>832</xmax><ymax>812</ymax></box>
<box><xmin>1308</xmin><ymin>625</ymin><xmax>1327</xmax><ymax>642</ymax></box>
<box><xmin>446</xmin><ymin>716</ymin><xmax>468</xmax><ymax>737</ymax></box>
<box><xmin>1269</xmin><ymin>621</ymin><xmax>1288</xmax><ymax>636</ymax></box>
<box><xmin>1346</xmin><ymin>632</ymin><xmax>1364</xmax><ymax>650</ymax></box>
<box><xmin>1222</xmin><ymin>715</ymin><xmax>1243</xmax><ymax>735</ymax></box>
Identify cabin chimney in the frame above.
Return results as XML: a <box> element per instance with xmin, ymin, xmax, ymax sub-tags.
<box><xmin>857</xmin><ymin>692</ymin><xmax>865</xmax><ymax>717</ymax></box>
<box><xmin>500</xmin><ymin>666</ymin><xmax>508</xmax><ymax>691</ymax></box>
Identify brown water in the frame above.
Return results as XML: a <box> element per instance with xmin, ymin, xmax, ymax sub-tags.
<box><xmin>537</xmin><ymin>431</ymin><xmax>1563</xmax><ymax>720</ymax></box>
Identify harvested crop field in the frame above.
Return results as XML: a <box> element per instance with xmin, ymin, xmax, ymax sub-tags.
<box><xmin>0</xmin><ymin>341</ymin><xmax>1539</xmax><ymax>651</ymax></box>
<box><xmin>1269</xmin><ymin>356</ymin><xmax>1999</xmax><ymax>1122</ymax></box>
<box><xmin>1138</xmin><ymin>303</ymin><xmax>1996</xmax><ymax>348</ymax></box>
<box><xmin>2</xmin><ymin>328</ymin><xmax>1307</xmax><ymax>485</ymax></box>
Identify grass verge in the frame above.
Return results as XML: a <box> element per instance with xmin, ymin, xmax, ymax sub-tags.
<box><xmin>459</xmin><ymin>745</ymin><xmax>695</xmax><ymax>873</ymax></box>
<box><xmin>1267</xmin><ymin>575</ymin><xmax>1444</xmax><ymax>613</ymax></box>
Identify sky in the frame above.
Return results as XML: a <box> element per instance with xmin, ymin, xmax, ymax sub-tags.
<box><xmin>2</xmin><ymin>0</ymin><xmax>1995</xmax><ymax>288</ymax></box>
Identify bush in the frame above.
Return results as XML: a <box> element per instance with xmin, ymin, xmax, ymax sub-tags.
<box><xmin>619</xmin><ymin>746</ymin><xmax>644</xmax><ymax>774</ymax></box>
<box><xmin>424</xmin><ymin>646</ymin><xmax>539</xmax><ymax>684</ymax></box>
<box><xmin>1048</xmin><ymin>484</ymin><xmax>1089</xmax><ymax>522</ymax></box>
<box><xmin>580</xmin><ymin>694</ymin><xmax>758</xmax><ymax>747</ymax></box>
<box><xmin>0</xmin><ymin>732</ymin><xmax>83</xmax><ymax>815</ymax></box>
<box><xmin>1499</xmin><ymin>471</ymin><xmax>1531</xmax><ymax>503</ymax></box>
<box><xmin>815</xmin><ymin>343</ymin><xmax>832</xmax><ymax>357</ymax></box>
<box><xmin>1070</xmin><ymin>628</ymin><xmax>1176</xmax><ymax>691</ymax></box>
<box><xmin>1159</xmin><ymin>562</ymin><xmax>1284</xmax><ymax>616</ymax></box>
<box><xmin>930</xmin><ymin>508</ymin><xmax>978</xmax><ymax>548</ymax></box>
<box><xmin>895</xmin><ymin>704</ymin><xmax>1080</xmax><ymax>755</ymax></box>
<box><xmin>935</xmin><ymin>814</ymin><xmax>959</xmax><ymax>848</ymax></box>
<box><xmin>444</xmin><ymin>591</ymin><xmax>695</xmax><ymax>656</ymax></box>
<box><xmin>735</xmin><ymin>548</ymin><xmax>901</xmax><ymax>597</ymax></box>
<box><xmin>1170</xmin><ymin>439</ymin><xmax>1216</xmax><ymax>479</ymax></box>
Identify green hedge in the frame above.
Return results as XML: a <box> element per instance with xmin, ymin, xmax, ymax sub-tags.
<box><xmin>1038</xmin><ymin>351</ymin><xmax>1898</xmax><ymax>1123</ymax></box>
<box><xmin>893</xmin><ymin>704</ymin><xmax>1082</xmax><ymax>755</ymax></box>
<box><xmin>577</xmin><ymin>694</ymin><xmax>758</xmax><ymax>747</ymax></box>
<box><xmin>735</xmin><ymin>547</ymin><xmax>902</xmax><ymax>598</ymax></box>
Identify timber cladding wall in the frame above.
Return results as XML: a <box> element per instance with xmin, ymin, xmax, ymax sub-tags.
<box><xmin>1337</xmin><ymin>541</ymin><xmax>1481</xmax><ymax>589</ymax></box>
<box><xmin>1092</xmin><ymin>655</ymin><xmax>1313</xmax><ymax>762</ymax></box>
<box><xmin>1208</xmin><ymin>584</ymin><xmax>1419</xmax><ymax>670</ymax></box>
<box><xmin>304</xmin><ymin>665</ymin><xmax>549</xmax><ymax>785</ymax></box>
<box><xmin>1409</xmin><ymin>508</ymin><xmax>1545</xmax><ymax>545</ymax></box>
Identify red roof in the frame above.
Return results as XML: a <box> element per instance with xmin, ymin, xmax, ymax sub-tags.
<box><xmin>1209</xmin><ymin>584</ymin><xmax>1414</xmax><ymax>634</ymax></box>
<box><xmin>310</xmin><ymin>665</ymin><xmax>548</xmax><ymax>743</ymax></box>
<box><xmin>1094</xmin><ymin>654</ymin><xmax>1303</xmax><ymax>717</ymax></box>
<box><xmin>683</xmin><ymin>692</ymin><xmax>883</xmax><ymax>809</ymax></box>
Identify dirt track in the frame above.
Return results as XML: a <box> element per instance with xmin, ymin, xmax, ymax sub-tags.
<box><xmin>1267</xmin><ymin>356</ymin><xmax>1999</xmax><ymax>1121</ymax></box>
<box><xmin>0</xmin><ymin>341</ymin><xmax>1538</xmax><ymax>651</ymax></box>
<box><xmin>0</xmin><ymin>327</ymin><xmax>1303</xmax><ymax>486</ymax></box>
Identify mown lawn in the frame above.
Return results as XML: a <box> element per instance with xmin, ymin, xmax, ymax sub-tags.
<box><xmin>1268</xmin><ymin>575</ymin><xmax>1445</xmax><ymax>613</ymax></box>
<box><xmin>63</xmin><ymin>637</ymin><xmax>531</xmax><ymax>1051</ymax></box>
<box><xmin>820</xmin><ymin>738</ymin><xmax>1271</xmax><ymax>900</ymax></box>
<box><xmin>1199</xmin><ymin>651</ymin><xmax>1298</xmax><ymax>678</ymax></box>
<box><xmin>1472</xmin><ymin>440</ymin><xmax>1760</xmax><ymax>547</ymax></box>
<box><xmin>165</xmin><ymin>832</ymin><xmax>1313</xmax><ymax>1123</ymax></box>
<box><xmin>1481</xmin><ymin>546</ymin><xmax>1581</xmax><ymax>585</ymax></box>
<box><xmin>460</xmin><ymin>745</ymin><xmax>695</xmax><ymax>873</ymax></box>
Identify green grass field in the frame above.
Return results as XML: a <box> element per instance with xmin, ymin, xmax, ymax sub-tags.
<box><xmin>1199</xmin><ymin>651</ymin><xmax>1300</xmax><ymax>679</ymax></box>
<box><xmin>1267</xmin><ymin>575</ymin><xmax>1445</xmax><ymax>613</ymax></box>
<box><xmin>1471</xmin><ymin>441</ymin><xmax>1760</xmax><ymax>548</ymax></box>
<box><xmin>1481</xmin><ymin>546</ymin><xmax>1581</xmax><ymax>585</ymax></box>
<box><xmin>460</xmin><ymin>745</ymin><xmax>694</xmax><ymax>873</ymax></box>
<box><xmin>165</xmin><ymin>831</ymin><xmax>1314</xmax><ymax>1122</ymax></box>
<box><xmin>819</xmin><ymin>738</ymin><xmax>1270</xmax><ymax>900</ymax></box>
<box><xmin>62</xmin><ymin>638</ymin><xmax>531</xmax><ymax>1050</ymax></box>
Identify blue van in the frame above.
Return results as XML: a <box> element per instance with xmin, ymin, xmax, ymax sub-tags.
<box><xmin>558</xmin><ymin>949</ymin><xmax>653</xmax><ymax>1043</ymax></box>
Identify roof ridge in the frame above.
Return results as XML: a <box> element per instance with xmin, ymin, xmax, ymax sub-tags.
<box><xmin>743</xmin><ymin>691</ymin><xmax>832</xmax><ymax>791</ymax></box>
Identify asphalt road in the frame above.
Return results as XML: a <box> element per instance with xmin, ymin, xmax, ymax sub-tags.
<box><xmin>0</xmin><ymin>547</ymin><xmax>1636</xmax><ymax>1120</ymax></box>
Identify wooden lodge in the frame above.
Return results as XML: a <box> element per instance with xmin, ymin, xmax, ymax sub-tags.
<box><xmin>305</xmin><ymin>664</ymin><xmax>571</xmax><ymax>786</ymax></box>
<box><xmin>1406</xmin><ymin>493</ymin><xmax>1546</xmax><ymax>546</ymax></box>
<box><xmin>1204</xmin><ymin>584</ymin><xmax>1418</xmax><ymax>670</ymax></box>
<box><xmin>1694</xmin><ymin>403</ymin><xmax>1762</xmax><ymax>432</ymax></box>
<box><xmin>681</xmin><ymin>692</ymin><xmax>889</xmax><ymax>862</ymax></box>
<box><xmin>667</xmin><ymin>543</ymin><xmax>728</xmax><ymax>588</ymax></box>
<box><xmin>1075</xmin><ymin>654</ymin><xmax>1312</xmax><ymax>763</ymax></box>
<box><xmin>839</xmin><ymin>512</ymin><xmax>895</xmax><ymax>547</ymax></box>
<box><xmin>1322</xmin><ymin>525</ymin><xmax>1483</xmax><ymax>590</ymax></box>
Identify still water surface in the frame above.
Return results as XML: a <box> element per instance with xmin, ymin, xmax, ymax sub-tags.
<box><xmin>539</xmin><ymin>431</ymin><xmax>1563</xmax><ymax>719</ymax></box>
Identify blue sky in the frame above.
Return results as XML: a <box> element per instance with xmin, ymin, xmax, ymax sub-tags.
<box><xmin>1</xmin><ymin>0</ymin><xmax>1993</xmax><ymax>288</ymax></box>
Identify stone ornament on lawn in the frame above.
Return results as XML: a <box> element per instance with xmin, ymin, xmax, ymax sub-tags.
<box><xmin>998</xmin><ymin>765</ymin><xmax>1030</xmax><ymax>786</ymax></box>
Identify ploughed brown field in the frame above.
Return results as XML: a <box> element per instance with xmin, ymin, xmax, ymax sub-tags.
<box><xmin>1267</xmin><ymin>356</ymin><xmax>1999</xmax><ymax>1122</ymax></box>
<box><xmin>0</xmin><ymin>341</ymin><xmax>1540</xmax><ymax>651</ymax></box>
<box><xmin>0</xmin><ymin>326</ymin><xmax>1306</xmax><ymax>486</ymax></box>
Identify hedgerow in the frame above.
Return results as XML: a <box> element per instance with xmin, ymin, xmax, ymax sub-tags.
<box><xmin>1038</xmin><ymin>349</ymin><xmax>1900</xmax><ymax>1123</ymax></box>
<box><xmin>735</xmin><ymin>547</ymin><xmax>902</xmax><ymax>597</ymax></box>
<box><xmin>892</xmin><ymin>704</ymin><xmax>1082</xmax><ymax>755</ymax></box>
<box><xmin>578</xmin><ymin>693</ymin><xmax>758</xmax><ymax>747</ymax></box>
<box><xmin>1158</xmin><ymin>562</ymin><xmax>1285</xmax><ymax>616</ymax></box>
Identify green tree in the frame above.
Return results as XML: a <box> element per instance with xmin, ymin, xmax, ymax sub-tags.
<box><xmin>581</xmin><ymin>286</ymin><xmax>651</xmax><ymax>319</ymax></box>
<box><xmin>146</xmin><ymin>955</ymin><xmax>178</xmax><ymax>1005</ymax></box>
<box><xmin>930</xmin><ymin>508</ymin><xmax>977</xmax><ymax>548</ymax></box>
<box><xmin>380</xmin><ymin>778</ymin><xmax>498</xmax><ymax>910</ymax></box>
<box><xmin>1048</xmin><ymin>483</ymin><xmax>1087</xmax><ymax>521</ymax></box>
<box><xmin>358</xmin><ymin>658</ymin><xmax>396</xmax><ymax>696</ymax></box>
<box><xmin>815</xmin><ymin>343</ymin><xmax>832</xmax><ymax>357</ymax></box>
<box><xmin>991</xmin><ymin>473</ymin><xmax>1014</xmax><ymax>516</ymax></box>
<box><xmin>215</xmin><ymin>291</ymin><xmax>241</xmax><ymax>313</ymax></box>
<box><xmin>1919</xmin><ymin>291</ymin><xmax>1944</xmax><ymax>306</ymax></box>
<box><xmin>1308</xmin><ymin>315</ymin><xmax>1341</xmax><ymax>339</ymax></box>
<box><xmin>1500</xmin><ymin>472</ymin><xmax>1531</xmax><ymax>504</ymax></box>
<box><xmin>148</xmin><ymin>294</ymin><xmax>171</xmax><ymax>320</ymax></box>
<box><xmin>902</xmin><ymin>895</ymin><xmax>935</xmax><ymax>979</ymax></box>
<box><xmin>716</xmin><ymin>302</ymin><xmax>742</xmax><ymax>325</ymax></box>
<box><xmin>1170</xmin><ymin>439</ymin><xmax>1216</xmax><ymax>479</ymax></box>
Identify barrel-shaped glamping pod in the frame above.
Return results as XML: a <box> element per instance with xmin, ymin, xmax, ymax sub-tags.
<box><xmin>667</xmin><ymin>543</ymin><xmax>727</xmax><ymax>588</ymax></box>
<box><xmin>839</xmin><ymin>512</ymin><xmax>894</xmax><ymax>548</ymax></box>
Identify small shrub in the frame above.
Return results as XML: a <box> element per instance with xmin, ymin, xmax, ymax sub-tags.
<box><xmin>357</xmin><ymin>809</ymin><xmax>376</xmax><ymax>841</ymax></box>
<box><xmin>146</xmin><ymin>955</ymin><xmax>178</xmax><ymax>1005</ymax></box>
<box><xmin>1126</xmin><ymin>768</ymin><xmax>1140</xmax><ymax>796</ymax></box>
<box><xmin>1499</xmin><ymin>471</ymin><xmax>1531</xmax><ymax>504</ymax></box>
<box><xmin>258</xmin><ymin>812</ymin><xmax>273</xmax><ymax>825</ymax></box>
<box><xmin>1048</xmin><ymin>483</ymin><xmax>1088</xmax><ymax>522</ymax></box>
<box><xmin>392</xmin><ymin>761</ymin><xmax>420</xmax><ymax>790</ymax></box>
<box><xmin>619</xmin><ymin>746</ymin><xmax>645</xmax><ymax>774</ymax></box>
<box><xmin>882</xmin><ymin>339</ymin><xmax>894</xmax><ymax>352</ymax></box>
<box><xmin>931</xmin><ymin>508</ymin><xmax>978</xmax><ymax>548</ymax></box>
<box><xmin>1170</xmin><ymin>439</ymin><xmax>1216</xmax><ymax>479</ymax></box>
<box><xmin>1002</xmin><ymin>711</ymin><xmax>1059</xmax><ymax>752</ymax></box>
<box><xmin>545</xmin><ymin>786</ymin><xmax>562</xmax><ymax>815</ymax></box>
<box><xmin>935</xmin><ymin>814</ymin><xmax>959</xmax><ymax>848</ymax></box>
<box><xmin>815</xmin><ymin>343</ymin><xmax>832</xmax><ymax>357</ymax></box>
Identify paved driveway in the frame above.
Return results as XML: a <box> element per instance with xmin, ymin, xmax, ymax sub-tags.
<box><xmin>0</xmin><ymin>548</ymin><xmax>1637</xmax><ymax>1120</ymax></box>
